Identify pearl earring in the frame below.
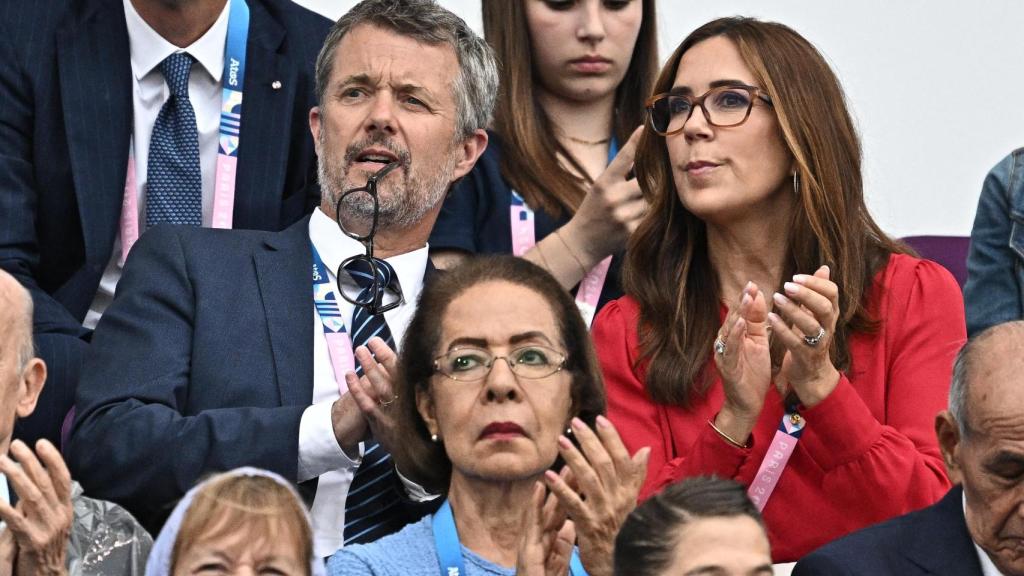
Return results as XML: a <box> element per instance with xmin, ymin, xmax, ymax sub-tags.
<box><xmin>430</xmin><ymin>434</ymin><xmax>439</xmax><ymax>443</ymax></box>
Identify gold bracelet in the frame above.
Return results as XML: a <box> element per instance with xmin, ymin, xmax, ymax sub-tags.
<box><xmin>534</xmin><ymin>239</ymin><xmax>552</xmax><ymax>271</ymax></box>
<box><xmin>708</xmin><ymin>418</ymin><xmax>750</xmax><ymax>449</ymax></box>
<box><xmin>553</xmin><ymin>228</ymin><xmax>588</xmax><ymax>277</ymax></box>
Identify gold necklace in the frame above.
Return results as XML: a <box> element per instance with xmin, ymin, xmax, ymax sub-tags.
<box><xmin>563</xmin><ymin>135</ymin><xmax>611</xmax><ymax>146</ymax></box>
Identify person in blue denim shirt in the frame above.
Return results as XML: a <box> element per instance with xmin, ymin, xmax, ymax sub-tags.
<box><xmin>964</xmin><ymin>149</ymin><xmax>1024</xmax><ymax>336</ymax></box>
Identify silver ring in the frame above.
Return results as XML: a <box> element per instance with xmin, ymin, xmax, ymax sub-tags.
<box><xmin>378</xmin><ymin>395</ymin><xmax>398</xmax><ymax>408</ymax></box>
<box><xmin>803</xmin><ymin>327</ymin><xmax>827</xmax><ymax>347</ymax></box>
<box><xmin>714</xmin><ymin>336</ymin><xmax>727</xmax><ymax>355</ymax></box>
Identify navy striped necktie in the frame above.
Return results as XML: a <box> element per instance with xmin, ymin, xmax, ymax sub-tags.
<box><xmin>342</xmin><ymin>258</ymin><xmax>406</xmax><ymax>545</ymax></box>
<box><xmin>146</xmin><ymin>52</ymin><xmax>202</xmax><ymax>228</ymax></box>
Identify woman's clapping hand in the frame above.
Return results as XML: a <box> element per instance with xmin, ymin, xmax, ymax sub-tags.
<box><xmin>539</xmin><ymin>416</ymin><xmax>649</xmax><ymax>576</ymax></box>
<box><xmin>768</xmin><ymin>265</ymin><xmax>841</xmax><ymax>407</ymax></box>
<box><xmin>713</xmin><ymin>281</ymin><xmax>772</xmax><ymax>444</ymax></box>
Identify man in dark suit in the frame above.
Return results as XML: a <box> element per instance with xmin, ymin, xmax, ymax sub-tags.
<box><xmin>0</xmin><ymin>0</ymin><xmax>331</xmax><ymax>448</ymax></box>
<box><xmin>66</xmin><ymin>0</ymin><xmax>496</xmax><ymax>557</ymax></box>
<box><xmin>795</xmin><ymin>320</ymin><xmax>1024</xmax><ymax>576</ymax></box>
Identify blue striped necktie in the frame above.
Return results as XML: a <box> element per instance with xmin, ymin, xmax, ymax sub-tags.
<box><xmin>342</xmin><ymin>258</ymin><xmax>406</xmax><ymax>545</ymax></box>
<box><xmin>146</xmin><ymin>52</ymin><xmax>202</xmax><ymax>228</ymax></box>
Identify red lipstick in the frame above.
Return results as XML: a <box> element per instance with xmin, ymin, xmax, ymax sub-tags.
<box><xmin>480</xmin><ymin>422</ymin><xmax>526</xmax><ymax>440</ymax></box>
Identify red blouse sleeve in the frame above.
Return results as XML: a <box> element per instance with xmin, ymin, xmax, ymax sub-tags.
<box><xmin>797</xmin><ymin>257</ymin><xmax>962</xmax><ymax>518</ymax></box>
<box><xmin>592</xmin><ymin>299</ymin><xmax>751</xmax><ymax>500</ymax></box>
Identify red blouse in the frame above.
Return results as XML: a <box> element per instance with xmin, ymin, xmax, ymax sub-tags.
<box><xmin>592</xmin><ymin>254</ymin><xmax>965</xmax><ymax>562</ymax></box>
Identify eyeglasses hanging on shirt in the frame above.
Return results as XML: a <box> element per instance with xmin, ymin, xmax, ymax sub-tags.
<box><xmin>333</xmin><ymin>161</ymin><xmax>405</xmax><ymax>315</ymax></box>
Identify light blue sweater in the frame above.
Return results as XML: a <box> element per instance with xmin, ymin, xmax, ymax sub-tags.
<box><xmin>327</xmin><ymin>515</ymin><xmax>515</xmax><ymax>576</ymax></box>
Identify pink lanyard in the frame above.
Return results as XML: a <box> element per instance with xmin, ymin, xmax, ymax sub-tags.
<box><xmin>509</xmin><ymin>192</ymin><xmax>611</xmax><ymax>328</ymax></box>
<box><xmin>508</xmin><ymin>140</ymin><xmax>617</xmax><ymax>329</ymax></box>
<box><xmin>747</xmin><ymin>409</ymin><xmax>805</xmax><ymax>512</ymax></box>
<box><xmin>120</xmin><ymin>132</ymin><xmax>239</xmax><ymax>264</ymax></box>
<box><xmin>312</xmin><ymin>243</ymin><xmax>355</xmax><ymax>397</ymax></box>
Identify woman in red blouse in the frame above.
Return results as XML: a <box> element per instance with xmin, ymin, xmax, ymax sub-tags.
<box><xmin>592</xmin><ymin>17</ymin><xmax>966</xmax><ymax>562</ymax></box>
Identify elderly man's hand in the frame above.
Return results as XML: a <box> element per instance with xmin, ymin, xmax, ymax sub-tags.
<box><xmin>0</xmin><ymin>440</ymin><xmax>72</xmax><ymax>576</ymax></box>
<box><xmin>345</xmin><ymin>337</ymin><xmax>404</xmax><ymax>456</ymax></box>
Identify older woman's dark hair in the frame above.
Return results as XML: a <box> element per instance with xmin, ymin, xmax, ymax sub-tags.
<box><xmin>627</xmin><ymin>17</ymin><xmax>911</xmax><ymax>405</ymax></box>
<box><xmin>393</xmin><ymin>256</ymin><xmax>607</xmax><ymax>493</ymax></box>
<box><xmin>613</xmin><ymin>477</ymin><xmax>764</xmax><ymax>576</ymax></box>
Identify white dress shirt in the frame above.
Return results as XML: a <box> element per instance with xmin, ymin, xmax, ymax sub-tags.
<box><xmin>84</xmin><ymin>0</ymin><xmax>231</xmax><ymax>329</ymax></box>
<box><xmin>300</xmin><ymin>208</ymin><xmax>428</xmax><ymax>557</ymax></box>
<box><xmin>964</xmin><ymin>492</ymin><xmax>1007</xmax><ymax>576</ymax></box>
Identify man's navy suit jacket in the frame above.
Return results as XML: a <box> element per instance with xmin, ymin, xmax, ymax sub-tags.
<box><xmin>0</xmin><ymin>0</ymin><xmax>331</xmax><ymax>446</ymax></box>
<box><xmin>67</xmin><ymin>216</ymin><xmax>438</xmax><ymax>534</ymax></box>
<box><xmin>793</xmin><ymin>486</ymin><xmax>985</xmax><ymax>575</ymax></box>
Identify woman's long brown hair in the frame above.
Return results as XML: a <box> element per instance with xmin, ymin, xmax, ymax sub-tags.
<box><xmin>482</xmin><ymin>1</ymin><xmax>658</xmax><ymax>217</ymax></box>
<box><xmin>626</xmin><ymin>17</ymin><xmax>910</xmax><ymax>405</ymax></box>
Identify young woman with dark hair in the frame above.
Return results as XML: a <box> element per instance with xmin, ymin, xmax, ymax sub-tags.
<box><xmin>428</xmin><ymin>0</ymin><xmax>658</xmax><ymax>326</ymax></box>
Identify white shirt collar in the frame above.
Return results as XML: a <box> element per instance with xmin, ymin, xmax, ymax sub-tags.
<box><xmin>123</xmin><ymin>0</ymin><xmax>231</xmax><ymax>83</ymax></box>
<box><xmin>308</xmin><ymin>208</ymin><xmax>428</xmax><ymax>301</ymax></box>
<box><xmin>964</xmin><ymin>491</ymin><xmax>1007</xmax><ymax>576</ymax></box>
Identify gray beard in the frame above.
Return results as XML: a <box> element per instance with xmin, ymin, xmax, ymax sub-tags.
<box><xmin>318</xmin><ymin>140</ymin><xmax>457</xmax><ymax>232</ymax></box>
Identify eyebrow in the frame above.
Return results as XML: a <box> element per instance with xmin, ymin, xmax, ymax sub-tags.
<box><xmin>683</xmin><ymin>565</ymin><xmax>773</xmax><ymax>576</ymax></box>
<box><xmin>334</xmin><ymin>73</ymin><xmax>375</xmax><ymax>90</ymax></box>
<box><xmin>669</xmin><ymin>79</ymin><xmax>757</xmax><ymax>96</ymax></box>
<box><xmin>446</xmin><ymin>332</ymin><xmax>554</xmax><ymax>351</ymax></box>
<box><xmin>684</xmin><ymin>567</ymin><xmax>724</xmax><ymax>576</ymax></box>
<box><xmin>334</xmin><ymin>74</ymin><xmax>438</xmax><ymax>103</ymax></box>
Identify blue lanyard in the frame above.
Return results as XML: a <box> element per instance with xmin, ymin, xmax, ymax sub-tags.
<box><xmin>432</xmin><ymin>499</ymin><xmax>588</xmax><ymax>576</ymax></box>
<box><xmin>606</xmin><ymin>137</ymin><xmax>619</xmax><ymax>164</ymax></box>
<box><xmin>217</xmin><ymin>0</ymin><xmax>250</xmax><ymax>156</ymax></box>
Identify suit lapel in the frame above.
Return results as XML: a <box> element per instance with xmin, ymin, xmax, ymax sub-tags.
<box><xmin>905</xmin><ymin>486</ymin><xmax>985</xmax><ymax>575</ymax></box>
<box><xmin>254</xmin><ymin>216</ymin><xmax>315</xmax><ymax>407</ymax></box>
<box><xmin>57</xmin><ymin>0</ymin><xmax>132</xmax><ymax>264</ymax></box>
<box><xmin>232</xmin><ymin>0</ymin><xmax>299</xmax><ymax>231</ymax></box>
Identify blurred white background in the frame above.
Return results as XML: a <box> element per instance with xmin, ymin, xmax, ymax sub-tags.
<box><xmin>295</xmin><ymin>0</ymin><xmax>1024</xmax><ymax>238</ymax></box>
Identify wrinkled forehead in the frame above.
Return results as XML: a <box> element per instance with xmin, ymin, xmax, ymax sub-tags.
<box><xmin>331</xmin><ymin>24</ymin><xmax>459</xmax><ymax>97</ymax></box>
<box><xmin>967</xmin><ymin>348</ymin><xmax>1024</xmax><ymax>435</ymax></box>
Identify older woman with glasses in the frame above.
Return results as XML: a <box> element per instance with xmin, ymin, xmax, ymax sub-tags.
<box><xmin>592</xmin><ymin>17</ymin><xmax>966</xmax><ymax>562</ymax></box>
<box><xmin>328</xmin><ymin>256</ymin><xmax>648</xmax><ymax>576</ymax></box>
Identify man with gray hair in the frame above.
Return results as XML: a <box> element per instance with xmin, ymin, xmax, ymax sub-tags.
<box><xmin>0</xmin><ymin>270</ymin><xmax>151</xmax><ymax>575</ymax></box>
<box><xmin>795</xmin><ymin>320</ymin><xmax>1024</xmax><ymax>575</ymax></box>
<box><xmin>68</xmin><ymin>0</ymin><xmax>495</xmax><ymax>556</ymax></box>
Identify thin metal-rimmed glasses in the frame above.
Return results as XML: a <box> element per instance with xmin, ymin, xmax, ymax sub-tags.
<box><xmin>433</xmin><ymin>345</ymin><xmax>567</xmax><ymax>382</ymax></box>
<box><xmin>645</xmin><ymin>85</ymin><xmax>773</xmax><ymax>136</ymax></box>
<box><xmin>334</xmin><ymin>161</ymin><xmax>405</xmax><ymax>315</ymax></box>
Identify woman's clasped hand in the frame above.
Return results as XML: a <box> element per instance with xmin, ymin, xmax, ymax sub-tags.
<box><xmin>713</xmin><ymin>265</ymin><xmax>842</xmax><ymax>443</ymax></box>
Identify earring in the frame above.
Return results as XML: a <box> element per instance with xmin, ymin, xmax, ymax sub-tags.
<box><xmin>430</xmin><ymin>434</ymin><xmax>439</xmax><ymax>443</ymax></box>
<box><xmin>565</xmin><ymin>427</ymin><xmax>573</xmax><ymax>435</ymax></box>
<box><xmin>792</xmin><ymin>171</ymin><xmax>801</xmax><ymax>196</ymax></box>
